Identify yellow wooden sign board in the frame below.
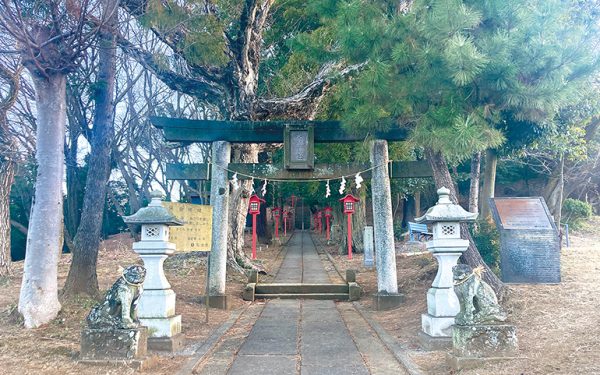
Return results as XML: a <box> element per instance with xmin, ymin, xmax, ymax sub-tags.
<box><xmin>163</xmin><ymin>202</ymin><xmax>212</xmax><ymax>252</ymax></box>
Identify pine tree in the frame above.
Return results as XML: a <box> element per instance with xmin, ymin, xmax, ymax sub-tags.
<box><xmin>299</xmin><ymin>0</ymin><xmax>600</xmax><ymax>294</ymax></box>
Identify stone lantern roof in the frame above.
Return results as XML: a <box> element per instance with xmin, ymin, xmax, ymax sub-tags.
<box><xmin>123</xmin><ymin>191</ymin><xmax>184</xmax><ymax>226</ymax></box>
<box><xmin>415</xmin><ymin>187</ymin><xmax>478</xmax><ymax>223</ymax></box>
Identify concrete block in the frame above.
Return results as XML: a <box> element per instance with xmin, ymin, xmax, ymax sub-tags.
<box><xmin>243</xmin><ymin>283</ymin><xmax>256</xmax><ymax>301</ymax></box>
<box><xmin>348</xmin><ymin>282</ymin><xmax>361</xmax><ymax>301</ymax></box>
<box><xmin>247</xmin><ymin>270</ymin><xmax>259</xmax><ymax>283</ymax></box>
<box><xmin>417</xmin><ymin>331</ymin><xmax>452</xmax><ymax>350</ymax></box>
<box><xmin>148</xmin><ymin>333</ymin><xmax>186</xmax><ymax>352</ymax></box>
<box><xmin>346</xmin><ymin>269</ymin><xmax>356</xmax><ymax>283</ymax></box>
<box><xmin>372</xmin><ymin>292</ymin><xmax>404</xmax><ymax>311</ymax></box>
<box><xmin>201</xmin><ymin>294</ymin><xmax>228</xmax><ymax>310</ymax></box>
<box><xmin>446</xmin><ymin>352</ymin><xmax>520</xmax><ymax>371</ymax></box>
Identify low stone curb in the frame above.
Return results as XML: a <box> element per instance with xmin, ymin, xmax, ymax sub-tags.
<box><xmin>353</xmin><ymin>303</ymin><xmax>424</xmax><ymax>375</ymax></box>
<box><xmin>311</xmin><ymin>234</ymin><xmax>423</xmax><ymax>375</ymax></box>
<box><xmin>176</xmin><ymin>235</ymin><xmax>292</xmax><ymax>374</ymax></box>
<box><xmin>175</xmin><ymin>304</ymin><xmax>249</xmax><ymax>375</ymax></box>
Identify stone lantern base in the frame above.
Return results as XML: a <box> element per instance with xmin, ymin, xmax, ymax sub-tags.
<box><xmin>418</xmin><ymin>312</ymin><xmax>455</xmax><ymax>350</ymax></box>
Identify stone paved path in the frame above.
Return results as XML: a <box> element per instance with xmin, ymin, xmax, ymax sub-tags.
<box><xmin>193</xmin><ymin>231</ymin><xmax>408</xmax><ymax>375</ymax></box>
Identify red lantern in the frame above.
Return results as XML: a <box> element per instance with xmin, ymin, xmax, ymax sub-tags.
<box><xmin>340</xmin><ymin>194</ymin><xmax>359</xmax><ymax>214</ymax></box>
<box><xmin>248</xmin><ymin>194</ymin><xmax>265</xmax><ymax>259</ymax></box>
<box><xmin>248</xmin><ymin>194</ymin><xmax>264</xmax><ymax>215</ymax></box>
<box><xmin>272</xmin><ymin>207</ymin><xmax>281</xmax><ymax>218</ymax></box>
<box><xmin>283</xmin><ymin>209</ymin><xmax>288</xmax><ymax>237</ymax></box>
<box><xmin>339</xmin><ymin>194</ymin><xmax>360</xmax><ymax>259</ymax></box>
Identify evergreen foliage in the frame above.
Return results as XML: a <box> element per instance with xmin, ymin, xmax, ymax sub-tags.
<box><xmin>288</xmin><ymin>0</ymin><xmax>600</xmax><ymax>164</ymax></box>
<box><xmin>470</xmin><ymin>220</ymin><xmax>500</xmax><ymax>274</ymax></box>
<box><xmin>562</xmin><ymin>198</ymin><xmax>593</xmax><ymax>229</ymax></box>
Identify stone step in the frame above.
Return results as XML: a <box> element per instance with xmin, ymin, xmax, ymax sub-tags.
<box><xmin>254</xmin><ymin>293</ymin><xmax>350</xmax><ymax>301</ymax></box>
<box><xmin>254</xmin><ymin>283</ymin><xmax>349</xmax><ymax>295</ymax></box>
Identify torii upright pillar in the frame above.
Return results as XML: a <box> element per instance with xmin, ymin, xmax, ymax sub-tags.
<box><xmin>370</xmin><ymin>140</ymin><xmax>403</xmax><ymax>310</ymax></box>
<box><xmin>207</xmin><ymin>141</ymin><xmax>230</xmax><ymax>309</ymax></box>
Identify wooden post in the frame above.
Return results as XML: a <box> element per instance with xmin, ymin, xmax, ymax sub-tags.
<box><xmin>347</xmin><ymin>213</ymin><xmax>353</xmax><ymax>260</ymax></box>
<box><xmin>251</xmin><ymin>213</ymin><xmax>257</xmax><ymax>260</ymax></box>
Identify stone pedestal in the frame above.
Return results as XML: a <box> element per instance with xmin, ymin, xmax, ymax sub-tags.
<box><xmin>363</xmin><ymin>226</ymin><xmax>374</xmax><ymax>268</ymax></box>
<box><xmin>80</xmin><ymin>327</ymin><xmax>154</xmax><ymax>369</ymax></box>
<box><xmin>447</xmin><ymin>324</ymin><xmax>519</xmax><ymax>370</ymax></box>
<box><xmin>200</xmin><ymin>294</ymin><xmax>228</xmax><ymax>309</ymax></box>
<box><xmin>373</xmin><ymin>292</ymin><xmax>404</xmax><ymax>311</ymax></box>
<box><xmin>420</xmin><ymin>244</ymin><xmax>464</xmax><ymax>348</ymax></box>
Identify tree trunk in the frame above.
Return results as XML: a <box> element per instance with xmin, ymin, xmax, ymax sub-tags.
<box><xmin>414</xmin><ymin>191</ymin><xmax>421</xmax><ymax>217</ymax></box>
<box><xmin>256</xmin><ymin>199</ymin><xmax>271</xmax><ymax>244</ymax></box>
<box><xmin>0</xmin><ymin>65</ymin><xmax>21</xmax><ymax>276</ymax></box>
<box><xmin>227</xmin><ymin>144</ymin><xmax>259</xmax><ymax>272</ymax></box>
<box><xmin>425</xmin><ymin>148</ymin><xmax>504</xmax><ymax>297</ymax></box>
<box><xmin>0</xmin><ymin>158</ymin><xmax>15</xmax><ymax>276</ymax></box>
<box><xmin>545</xmin><ymin>155</ymin><xmax>565</xmax><ymax>225</ymax></box>
<box><xmin>480</xmin><ymin>149</ymin><xmax>497</xmax><ymax>221</ymax></box>
<box><xmin>469</xmin><ymin>152</ymin><xmax>481</xmax><ymax>213</ymax></box>
<box><xmin>64</xmin><ymin>120</ymin><xmax>83</xmax><ymax>239</ymax></box>
<box><xmin>18</xmin><ymin>73</ymin><xmax>66</xmax><ymax>328</ymax></box>
<box><xmin>543</xmin><ymin>155</ymin><xmax>564</xmax><ymax>224</ymax></box>
<box><xmin>63</xmin><ymin>4</ymin><xmax>117</xmax><ymax>298</ymax></box>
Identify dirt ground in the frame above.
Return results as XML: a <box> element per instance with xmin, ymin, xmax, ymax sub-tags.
<box><xmin>0</xmin><ymin>232</ymin><xmax>285</xmax><ymax>375</ymax></box>
<box><xmin>322</xmin><ymin>218</ymin><xmax>600</xmax><ymax>375</ymax></box>
<box><xmin>1</xmin><ymin>220</ymin><xmax>599</xmax><ymax>375</ymax></box>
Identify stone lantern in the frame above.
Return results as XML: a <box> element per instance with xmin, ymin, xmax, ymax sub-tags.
<box><xmin>123</xmin><ymin>191</ymin><xmax>185</xmax><ymax>351</ymax></box>
<box><xmin>415</xmin><ymin>187</ymin><xmax>478</xmax><ymax>349</ymax></box>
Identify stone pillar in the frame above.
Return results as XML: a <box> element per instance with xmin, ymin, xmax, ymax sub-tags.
<box><xmin>370</xmin><ymin>140</ymin><xmax>402</xmax><ymax>310</ymax></box>
<box><xmin>208</xmin><ymin>141</ymin><xmax>231</xmax><ymax>309</ymax></box>
<box><xmin>363</xmin><ymin>226</ymin><xmax>374</xmax><ymax>268</ymax></box>
<box><xmin>416</xmin><ymin>187</ymin><xmax>478</xmax><ymax>350</ymax></box>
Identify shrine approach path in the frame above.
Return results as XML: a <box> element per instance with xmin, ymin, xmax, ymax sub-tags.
<box><xmin>189</xmin><ymin>231</ymin><xmax>409</xmax><ymax>375</ymax></box>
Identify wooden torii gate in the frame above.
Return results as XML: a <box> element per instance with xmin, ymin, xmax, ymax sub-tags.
<box><xmin>151</xmin><ymin>117</ymin><xmax>432</xmax><ymax>310</ymax></box>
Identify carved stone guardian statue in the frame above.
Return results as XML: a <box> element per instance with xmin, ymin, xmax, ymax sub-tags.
<box><xmin>452</xmin><ymin>264</ymin><xmax>507</xmax><ymax>325</ymax></box>
<box><xmin>447</xmin><ymin>264</ymin><xmax>518</xmax><ymax>370</ymax></box>
<box><xmin>80</xmin><ymin>265</ymin><xmax>153</xmax><ymax>369</ymax></box>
